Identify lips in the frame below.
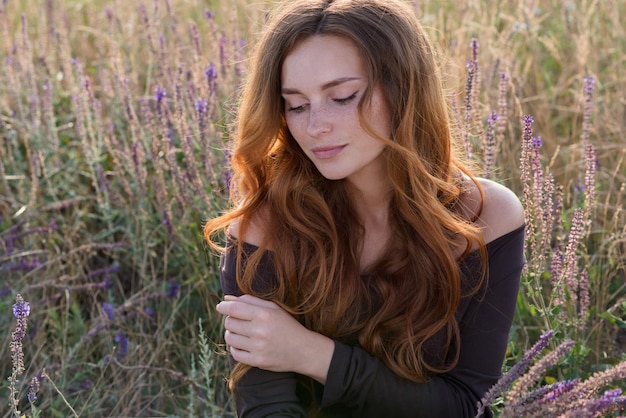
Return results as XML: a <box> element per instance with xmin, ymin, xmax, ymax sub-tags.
<box><xmin>311</xmin><ymin>145</ymin><xmax>347</xmax><ymax>159</ymax></box>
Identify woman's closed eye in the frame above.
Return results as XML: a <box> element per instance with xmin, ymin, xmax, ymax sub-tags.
<box><xmin>287</xmin><ymin>104</ymin><xmax>306</xmax><ymax>113</ymax></box>
<box><xmin>333</xmin><ymin>91</ymin><xmax>358</xmax><ymax>105</ymax></box>
<box><xmin>286</xmin><ymin>91</ymin><xmax>359</xmax><ymax>114</ymax></box>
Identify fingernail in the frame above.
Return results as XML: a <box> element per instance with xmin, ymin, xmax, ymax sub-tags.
<box><xmin>224</xmin><ymin>295</ymin><xmax>236</xmax><ymax>301</ymax></box>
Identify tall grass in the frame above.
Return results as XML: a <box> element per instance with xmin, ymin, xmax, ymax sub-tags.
<box><xmin>1</xmin><ymin>0</ymin><xmax>625</xmax><ymax>416</ymax></box>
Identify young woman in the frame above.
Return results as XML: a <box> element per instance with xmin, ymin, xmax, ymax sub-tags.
<box><xmin>206</xmin><ymin>0</ymin><xmax>525</xmax><ymax>416</ymax></box>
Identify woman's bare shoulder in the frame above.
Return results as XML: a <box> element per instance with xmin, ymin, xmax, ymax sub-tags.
<box><xmin>227</xmin><ymin>204</ymin><xmax>271</xmax><ymax>247</ymax></box>
<box><xmin>461</xmin><ymin>177</ymin><xmax>525</xmax><ymax>244</ymax></box>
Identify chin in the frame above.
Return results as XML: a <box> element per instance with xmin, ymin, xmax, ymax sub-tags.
<box><xmin>316</xmin><ymin>169</ymin><xmax>349</xmax><ymax>181</ymax></box>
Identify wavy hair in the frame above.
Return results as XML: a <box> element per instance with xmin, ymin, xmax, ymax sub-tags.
<box><xmin>205</xmin><ymin>0</ymin><xmax>486</xmax><ymax>388</ymax></box>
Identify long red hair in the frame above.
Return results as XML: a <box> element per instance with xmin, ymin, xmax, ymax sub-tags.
<box><xmin>205</xmin><ymin>0</ymin><xmax>485</xmax><ymax>386</ymax></box>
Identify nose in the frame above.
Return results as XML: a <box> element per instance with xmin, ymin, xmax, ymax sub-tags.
<box><xmin>307</xmin><ymin>106</ymin><xmax>331</xmax><ymax>137</ymax></box>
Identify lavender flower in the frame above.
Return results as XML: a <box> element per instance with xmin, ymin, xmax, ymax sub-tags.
<box><xmin>463</xmin><ymin>60</ymin><xmax>476</xmax><ymax>160</ymax></box>
<box><xmin>572</xmin><ymin>360</ymin><xmax>626</xmax><ymax>397</ymax></box>
<box><xmin>580</xmin><ymin>75</ymin><xmax>595</xmax><ymax>145</ymax></box>
<box><xmin>144</xmin><ymin>306</ymin><xmax>156</xmax><ymax>319</ymax></box>
<box><xmin>507</xmin><ymin>339</ymin><xmax>575</xmax><ymax>403</ymax></box>
<box><xmin>195</xmin><ymin>98</ymin><xmax>208</xmax><ymax>115</ymax></box>
<box><xmin>206</xmin><ymin>63</ymin><xmax>218</xmax><ymax>96</ymax></box>
<box><xmin>520</xmin><ymin>115</ymin><xmax>536</xmax><ymax>255</ymax></box>
<box><xmin>102</xmin><ymin>302</ymin><xmax>114</xmax><ymax>320</ymax></box>
<box><xmin>9</xmin><ymin>294</ymin><xmax>31</xmax><ymax>413</ymax></box>
<box><xmin>28</xmin><ymin>375</ymin><xmax>40</xmax><ymax>403</ymax></box>
<box><xmin>190</xmin><ymin>22</ymin><xmax>201</xmax><ymax>55</ymax></box>
<box><xmin>167</xmin><ymin>280</ymin><xmax>180</xmax><ymax>298</ymax></box>
<box><xmin>162</xmin><ymin>208</ymin><xmax>173</xmax><ymax>238</ymax></box>
<box><xmin>115</xmin><ymin>330</ymin><xmax>128</xmax><ymax>359</ymax></box>
<box><xmin>496</xmin><ymin>72</ymin><xmax>509</xmax><ymax>146</ymax></box>
<box><xmin>583</xmin><ymin>142</ymin><xmax>596</xmax><ymax>218</ymax></box>
<box><xmin>219</xmin><ymin>34</ymin><xmax>227</xmax><ymax>75</ymax></box>
<box><xmin>578</xmin><ymin>269</ymin><xmax>590</xmax><ymax>329</ymax></box>
<box><xmin>505</xmin><ymin>379</ymin><xmax>580</xmax><ymax>417</ymax></box>
<box><xmin>476</xmin><ymin>330</ymin><xmax>554</xmax><ymax>416</ymax></box>
<box><xmin>483</xmin><ymin>111</ymin><xmax>498</xmax><ymax>178</ymax></box>
<box><xmin>531</xmin><ymin>136</ymin><xmax>544</xmax><ymax>228</ymax></box>
<box><xmin>561</xmin><ymin>208</ymin><xmax>585</xmax><ymax>307</ymax></box>
<box><xmin>540</xmin><ymin>379</ymin><xmax>580</xmax><ymax>403</ymax></box>
<box><xmin>565</xmin><ymin>388</ymin><xmax>626</xmax><ymax>418</ymax></box>
<box><xmin>155</xmin><ymin>85</ymin><xmax>167</xmax><ymax>114</ymax></box>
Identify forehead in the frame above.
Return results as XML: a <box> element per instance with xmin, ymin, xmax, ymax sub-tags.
<box><xmin>281</xmin><ymin>35</ymin><xmax>367</xmax><ymax>89</ymax></box>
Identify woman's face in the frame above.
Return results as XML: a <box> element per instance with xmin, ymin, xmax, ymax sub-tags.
<box><xmin>281</xmin><ymin>35</ymin><xmax>391</xmax><ymax>188</ymax></box>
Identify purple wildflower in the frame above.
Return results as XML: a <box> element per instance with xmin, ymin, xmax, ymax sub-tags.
<box><xmin>562</xmin><ymin>209</ymin><xmax>585</xmax><ymax>306</ymax></box>
<box><xmin>477</xmin><ymin>330</ymin><xmax>554</xmax><ymax>416</ymax></box>
<box><xmin>543</xmin><ymin>379</ymin><xmax>579</xmax><ymax>401</ymax></box>
<box><xmin>581</xmin><ymin>75</ymin><xmax>595</xmax><ymax>145</ymax></box>
<box><xmin>507</xmin><ymin>339</ymin><xmax>576</xmax><ymax>403</ymax></box>
<box><xmin>206</xmin><ymin>63</ymin><xmax>218</xmax><ymax>96</ymax></box>
<box><xmin>463</xmin><ymin>60</ymin><xmax>476</xmax><ymax>160</ymax></box>
<box><xmin>115</xmin><ymin>330</ymin><xmax>128</xmax><ymax>359</ymax></box>
<box><xmin>483</xmin><ymin>111</ymin><xmax>498</xmax><ymax>178</ymax></box>
<box><xmin>219</xmin><ymin>34</ymin><xmax>227</xmax><ymax>74</ymax></box>
<box><xmin>222</xmin><ymin>149</ymin><xmax>233</xmax><ymax>190</ymax></box>
<box><xmin>470</xmin><ymin>38</ymin><xmax>479</xmax><ymax>62</ymax></box>
<box><xmin>583</xmin><ymin>142</ymin><xmax>596</xmax><ymax>217</ymax></box>
<box><xmin>9</xmin><ymin>294</ymin><xmax>30</xmax><ymax>412</ymax></box>
<box><xmin>144</xmin><ymin>306</ymin><xmax>156</xmax><ymax>319</ymax></box>
<box><xmin>520</xmin><ymin>115</ymin><xmax>536</xmax><ymax>255</ymax></box>
<box><xmin>190</xmin><ymin>22</ymin><xmax>201</xmax><ymax>55</ymax></box>
<box><xmin>578</xmin><ymin>269</ymin><xmax>590</xmax><ymax>329</ymax></box>
<box><xmin>28</xmin><ymin>376</ymin><xmax>40</xmax><ymax>403</ymax></box>
<box><xmin>162</xmin><ymin>208</ymin><xmax>173</xmax><ymax>238</ymax></box>
<box><xmin>155</xmin><ymin>85</ymin><xmax>166</xmax><ymax>103</ymax></box>
<box><xmin>569</xmin><ymin>388</ymin><xmax>626</xmax><ymax>418</ymax></box>
<box><xmin>102</xmin><ymin>302</ymin><xmax>114</xmax><ymax>320</ymax></box>
<box><xmin>167</xmin><ymin>280</ymin><xmax>180</xmax><ymax>298</ymax></box>
<box><xmin>13</xmin><ymin>295</ymin><xmax>30</xmax><ymax>318</ymax></box>
<box><xmin>195</xmin><ymin>98</ymin><xmax>208</xmax><ymax>114</ymax></box>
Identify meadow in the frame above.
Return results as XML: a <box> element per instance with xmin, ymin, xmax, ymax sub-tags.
<box><xmin>1</xmin><ymin>0</ymin><xmax>625</xmax><ymax>416</ymax></box>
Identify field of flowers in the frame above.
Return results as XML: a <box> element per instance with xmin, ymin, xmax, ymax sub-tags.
<box><xmin>1</xmin><ymin>0</ymin><xmax>625</xmax><ymax>416</ymax></box>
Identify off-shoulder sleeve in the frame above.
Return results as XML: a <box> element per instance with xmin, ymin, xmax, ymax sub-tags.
<box><xmin>220</xmin><ymin>241</ymin><xmax>308</xmax><ymax>418</ymax></box>
<box><xmin>317</xmin><ymin>224</ymin><xmax>526</xmax><ymax>417</ymax></box>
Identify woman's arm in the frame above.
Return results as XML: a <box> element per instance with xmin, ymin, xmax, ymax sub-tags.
<box><xmin>218</xmin><ymin>294</ymin><xmax>335</xmax><ymax>384</ymax></box>
<box><xmin>217</xmin><ymin>225</ymin><xmax>523</xmax><ymax>417</ymax></box>
<box><xmin>318</xmin><ymin>226</ymin><xmax>524</xmax><ymax>417</ymax></box>
<box><xmin>217</xmin><ymin>240</ymin><xmax>329</xmax><ymax>417</ymax></box>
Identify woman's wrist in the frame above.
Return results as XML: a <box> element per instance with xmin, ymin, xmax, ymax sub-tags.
<box><xmin>296</xmin><ymin>331</ymin><xmax>335</xmax><ymax>385</ymax></box>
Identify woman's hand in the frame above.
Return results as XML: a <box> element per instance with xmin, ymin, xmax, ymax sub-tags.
<box><xmin>216</xmin><ymin>294</ymin><xmax>334</xmax><ymax>384</ymax></box>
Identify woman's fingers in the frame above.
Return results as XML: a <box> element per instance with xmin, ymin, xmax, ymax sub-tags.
<box><xmin>216</xmin><ymin>299</ymin><xmax>258</xmax><ymax>321</ymax></box>
<box><xmin>224</xmin><ymin>294</ymin><xmax>279</xmax><ymax>309</ymax></box>
<box><xmin>224</xmin><ymin>329</ymin><xmax>250</xmax><ymax>351</ymax></box>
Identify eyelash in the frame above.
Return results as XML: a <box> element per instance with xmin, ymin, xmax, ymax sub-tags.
<box><xmin>287</xmin><ymin>92</ymin><xmax>358</xmax><ymax>113</ymax></box>
<box><xmin>333</xmin><ymin>92</ymin><xmax>358</xmax><ymax>104</ymax></box>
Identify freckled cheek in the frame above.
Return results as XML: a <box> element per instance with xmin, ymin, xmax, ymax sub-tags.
<box><xmin>285</xmin><ymin>118</ymin><xmax>310</xmax><ymax>152</ymax></box>
<box><xmin>285</xmin><ymin>116</ymin><xmax>304</xmax><ymax>138</ymax></box>
<box><xmin>365</xmin><ymin>100</ymin><xmax>392</xmax><ymax>139</ymax></box>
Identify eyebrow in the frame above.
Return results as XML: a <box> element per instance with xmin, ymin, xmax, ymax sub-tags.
<box><xmin>281</xmin><ymin>76</ymin><xmax>362</xmax><ymax>95</ymax></box>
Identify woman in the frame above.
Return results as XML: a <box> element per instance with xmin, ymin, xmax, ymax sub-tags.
<box><xmin>206</xmin><ymin>0</ymin><xmax>525</xmax><ymax>416</ymax></box>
